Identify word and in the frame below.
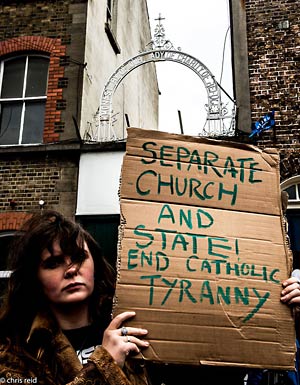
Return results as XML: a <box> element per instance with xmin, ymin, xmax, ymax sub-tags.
<box><xmin>132</xmin><ymin>204</ymin><xmax>237</xmax><ymax>256</ymax></box>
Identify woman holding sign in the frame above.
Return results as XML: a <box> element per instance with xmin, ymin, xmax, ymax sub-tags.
<box><xmin>0</xmin><ymin>210</ymin><xmax>149</xmax><ymax>385</ymax></box>
<box><xmin>0</xmin><ymin>210</ymin><xmax>299</xmax><ymax>385</ymax></box>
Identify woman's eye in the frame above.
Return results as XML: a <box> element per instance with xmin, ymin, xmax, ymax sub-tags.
<box><xmin>41</xmin><ymin>257</ymin><xmax>63</xmax><ymax>269</ymax></box>
<box><xmin>71</xmin><ymin>251</ymin><xmax>88</xmax><ymax>264</ymax></box>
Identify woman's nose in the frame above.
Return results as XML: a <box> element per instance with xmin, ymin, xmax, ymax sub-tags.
<box><xmin>64</xmin><ymin>258</ymin><xmax>79</xmax><ymax>278</ymax></box>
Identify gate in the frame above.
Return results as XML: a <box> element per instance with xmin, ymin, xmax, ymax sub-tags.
<box><xmin>85</xmin><ymin>16</ymin><xmax>236</xmax><ymax>142</ymax></box>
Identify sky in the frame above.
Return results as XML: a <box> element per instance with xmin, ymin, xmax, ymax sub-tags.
<box><xmin>146</xmin><ymin>0</ymin><xmax>233</xmax><ymax>136</ymax></box>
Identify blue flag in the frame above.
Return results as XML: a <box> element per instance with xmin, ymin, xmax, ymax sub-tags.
<box><xmin>249</xmin><ymin>110</ymin><xmax>275</xmax><ymax>138</ymax></box>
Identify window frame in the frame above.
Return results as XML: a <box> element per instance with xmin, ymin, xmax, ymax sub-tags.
<box><xmin>0</xmin><ymin>231</ymin><xmax>15</xmax><ymax>296</ymax></box>
<box><xmin>0</xmin><ymin>53</ymin><xmax>49</xmax><ymax>146</ymax></box>
<box><xmin>281</xmin><ymin>176</ymin><xmax>300</xmax><ymax>209</ymax></box>
<box><xmin>281</xmin><ymin>176</ymin><xmax>300</xmax><ymax>269</ymax></box>
<box><xmin>105</xmin><ymin>0</ymin><xmax>121</xmax><ymax>54</ymax></box>
<box><xmin>106</xmin><ymin>0</ymin><xmax>113</xmax><ymax>23</ymax></box>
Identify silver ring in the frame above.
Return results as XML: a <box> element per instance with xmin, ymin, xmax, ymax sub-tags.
<box><xmin>126</xmin><ymin>336</ymin><xmax>131</xmax><ymax>343</ymax></box>
<box><xmin>121</xmin><ymin>326</ymin><xmax>128</xmax><ymax>336</ymax></box>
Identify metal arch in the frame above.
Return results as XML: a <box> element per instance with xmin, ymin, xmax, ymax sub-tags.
<box><xmin>90</xmin><ymin>49</ymin><xmax>234</xmax><ymax>142</ymax></box>
<box><xmin>87</xmin><ymin>14</ymin><xmax>236</xmax><ymax>142</ymax></box>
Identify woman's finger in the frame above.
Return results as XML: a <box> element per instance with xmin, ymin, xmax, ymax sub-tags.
<box><xmin>282</xmin><ymin>276</ymin><xmax>299</xmax><ymax>288</ymax></box>
<box><xmin>119</xmin><ymin>325</ymin><xmax>148</xmax><ymax>337</ymax></box>
<box><xmin>107</xmin><ymin>311</ymin><xmax>136</xmax><ymax>330</ymax></box>
<box><xmin>122</xmin><ymin>334</ymin><xmax>149</xmax><ymax>349</ymax></box>
<box><xmin>281</xmin><ymin>286</ymin><xmax>300</xmax><ymax>304</ymax></box>
<box><xmin>281</xmin><ymin>279</ymin><xmax>300</xmax><ymax>296</ymax></box>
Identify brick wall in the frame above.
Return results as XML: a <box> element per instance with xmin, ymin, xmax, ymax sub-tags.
<box><xmin>0</xmin><ymin>1</ymin><xmax>72</xmax><ymax>41</ymax></box>
<box><xmin>0</xmin><ymin>212</ymin><xmax>32</xmax><ymax>231</ymax></box>
<box><xmin>0</xmin><ymin>0</ymin><xmax>87</xmax><ymax>141</ymax></box>
<box><xmin>0</xmin><ymin>152</ymin><xmax>79</xmax><ymax>223</ymax></box>
<box><xmin>245</xmin><ymin>0</ymin><xmax>300</xmax><ymax>152</ymax></box>
<box><xmin>0</xmin><ymin>1</ymin><xmax>87</xmax><ymax>229</ymax></box>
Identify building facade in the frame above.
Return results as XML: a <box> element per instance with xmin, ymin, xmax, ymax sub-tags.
<box><xmin>0</xmin><ymin>0</ymin><xmax>159</xmax><ymax>281</ymax></box>
<box><xmin>0</xmin><ymin>2</ymin><xmax>299</xmax><ymax>382</ymax></box>
<box><xmin>243</xmin><ymin>0</ymin><xmax>300</xmax><ymax>268</ymax></box>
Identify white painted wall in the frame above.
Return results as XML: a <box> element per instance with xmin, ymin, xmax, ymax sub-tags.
<box><xmin>76</xmin><ymin>151</ymin><xmax>125</xmax><ymax>215</ymax></box>
<box><xmin>80</xmin><ymin>0</ymin><xmax>159</xmax><ymax>141</ymax></box>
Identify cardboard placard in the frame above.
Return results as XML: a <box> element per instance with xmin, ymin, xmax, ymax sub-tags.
<box><xmin>114</xmin><ymin>127</ymin><xmax>296</xmax><ymax>369</ymax></box>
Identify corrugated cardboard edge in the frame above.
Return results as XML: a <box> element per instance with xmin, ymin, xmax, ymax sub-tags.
<box><xmin>270</xmin><ymin>149</ymin><xmax>294</xmax><ymax>276</ymax></box>
<box><xmin>114</xmin><ymin>152</ymin><xmax>128</xmax><ymax>313</ymax></box>
<box><xmin>281</xmin><ymin>207</ymin><xmax>294</xmax><ymax>276</ymax></box>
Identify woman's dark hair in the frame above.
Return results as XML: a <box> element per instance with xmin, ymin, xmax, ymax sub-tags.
<box><xmin>0</xmin><ymin>210</ymin><xmax>116</xmax><ymax>342</ymax></box>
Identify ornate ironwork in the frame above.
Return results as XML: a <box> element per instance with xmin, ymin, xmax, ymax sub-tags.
<box><xmin>143</xmin><ymin>14</ymin><xmax>181</xmax><ymax>52</ymax></box>
<box><xmin>84</xmin><ymin>15</ymin><xmax>236</xmax><ymax>142</ymax></box>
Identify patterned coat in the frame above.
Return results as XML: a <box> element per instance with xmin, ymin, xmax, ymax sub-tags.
<box><xmin>0</xmin><ymin>312</ymin><xmax>148</xmax><ymax>385</ymax></box>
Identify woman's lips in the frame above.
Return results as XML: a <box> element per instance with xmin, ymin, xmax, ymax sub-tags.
<box><xmin>63</xmin><ymin>282</ymin><xmax>85</xmax><ymax>291</ymax></box>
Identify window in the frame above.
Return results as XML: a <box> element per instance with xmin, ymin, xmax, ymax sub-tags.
<box><xmin>281</xmin><ymin>176</ymin><xmax>300</xmax><ymax>269</ymax></box>
<box><xmin>284</xmin><ymin>184</ymin><xmax>300</xmax><ymax>202</ymax></box>
<box><xmin>0</xmin><ymin>55</ymin><xmax>49</xmax><ymax>145</ymax></box>
<box><xmin>105</xmin><ymin>0</ymin><xmax>120</xmax><ymax>54</ymax></box>
<box><xmin>282</xmin><ymin>177</ymin><xmax>300</xmax><ymax>208</ymax></box>
<box><xmin>0</xmin><ymin>232</ymin><xmax>15</xmax><ymax>299</ymax></box>
<box><xmin>106</xmin><ymin>0</ymin><xmax>113</xmax><ymax>24</ymax></box>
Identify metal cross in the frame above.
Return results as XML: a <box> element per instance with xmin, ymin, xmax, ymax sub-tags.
<box><xmin>155</xmin><ymin>13</ymin><xmax>165</xmax><ymax>24</ymax></box>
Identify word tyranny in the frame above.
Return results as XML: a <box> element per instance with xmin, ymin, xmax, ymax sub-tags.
<box><xmin>139</xmin><ymin>275</ymin><xmax>270</xmax><ymax>323</ymax></box>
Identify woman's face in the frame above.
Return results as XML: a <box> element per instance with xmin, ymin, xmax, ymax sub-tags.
<box><xmin>37</xmin><ymin>239</ymin><xmax>95</xmax><ymax>306</ymax></box>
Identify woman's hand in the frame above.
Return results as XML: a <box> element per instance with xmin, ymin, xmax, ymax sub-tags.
<box><xmin>281</xmin><ymin>276</ymin><xmax>300</xmax><ymax>305</ymax></box>
<box><xmin>102</xmin><ymin>311</ymin><xmax>149</xmax><ymax>368</ymax></box>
